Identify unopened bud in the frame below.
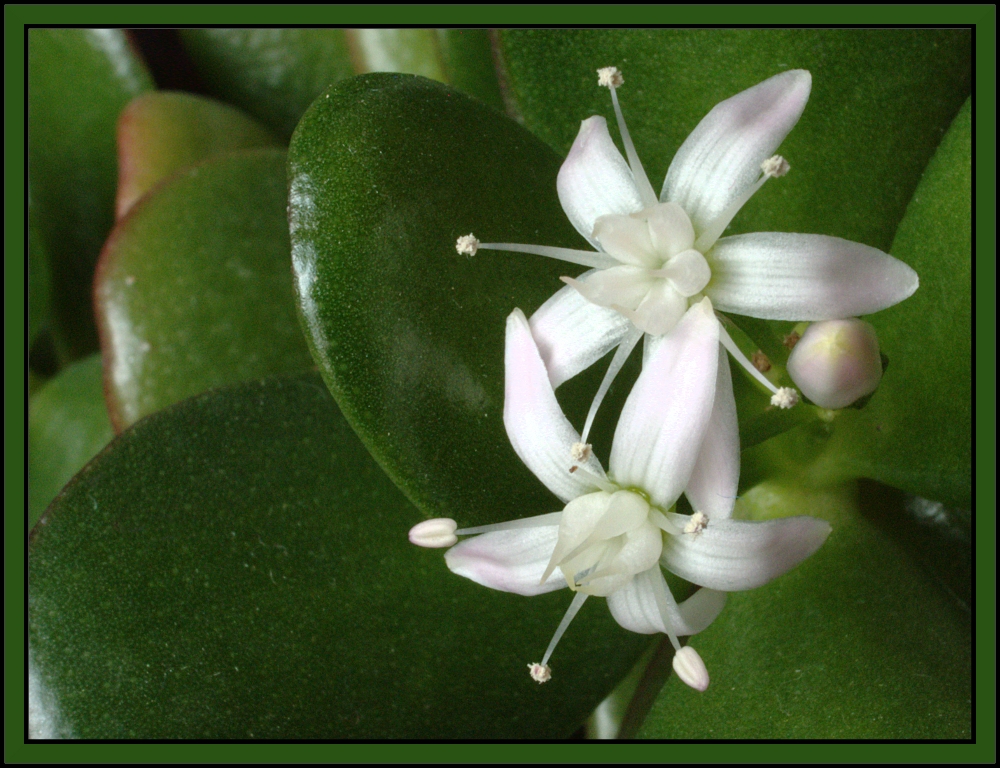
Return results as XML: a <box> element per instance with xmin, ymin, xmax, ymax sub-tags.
<box><xmin>408</xmin><ymin>518</ymin><xmax>458</xmax><ymax>548</ymax></box>
<box><xmin>786</xmin><ymin>319</ymin><xmax>883</xmax><ymax>409</ymax></box>
<box><xmin>672</xmin><ymin>646</ymin><xmax>710</xmax><ymax>692</ymax></box>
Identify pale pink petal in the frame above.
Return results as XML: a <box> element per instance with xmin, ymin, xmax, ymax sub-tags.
<box><xmin>606</xmin><ymin>567</ymin><xmax>728</xmax><ymax>635</ymax></box>
<box><xmin>445</xmin><ymin>525</ymin><xmax>566</xmax><ymax>596</ymax></box>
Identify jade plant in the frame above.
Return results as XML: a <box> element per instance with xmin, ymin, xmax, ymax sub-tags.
<box><xmin>27</xmin><ymin>28</ymin><xmax>972</xmax><ymax>740</ymax></box>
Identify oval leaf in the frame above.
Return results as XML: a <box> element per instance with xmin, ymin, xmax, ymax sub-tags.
<box><xmin>116</xmin><ymin>91</ymin><xmax>280</xmax><ymax>218</ymax></box>
<box><xmin>28</xmin><ymin>28</ymin><xmax>154</xmax><ymax>360</ymax></box>
<box><xmin>29</xmin><ymin>372</ymin><xmax>647</xmax><ymax>738</ymax></box>
<box><xmin>95</xmin><ymin>148</ymin><xmax>314</xmax><ymax>431</ymax></box>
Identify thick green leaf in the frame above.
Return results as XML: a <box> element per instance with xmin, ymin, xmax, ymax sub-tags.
<box><xmin>289</xmin><ymin>73</ymin><xmax>638</xmax><ymax>524</ymax></box>
<box><xmin>28</xmin><ymin>373</ymin><xmax>647</xmax><ymax>738</ymax></box>
<box><xmin>28</xmin><ymin>355</ymin><xmax>114</xmax><ymax>528</ymax></box>
<box><xmin>115</xmin><ymin>91</ymin><xmax>279</xmax><ymax>218</ymax></box>
<box><xmin>822</xmin><ymin>100</ymin><xmax>972</xmax><ymax>508</ymax></box>
<box><xmin>496</xmin><ymin>29</ymin><xmax>970</xmax><ymax>251</ymax></box>
<box><xmin>95</xmin><ymin>149</ymin><xmax>313</xmax><ymax>431</ymax></box>
<box><xmin>180</xmin><ymin>29</ymin><xmax>503</xmax><ymax>140</ymax></box>
<box><xmin>28</xmin><ymin>196</ymin><xmax>52</xmax><ymax>347</ymax></box>
<box><xmin>28</xmin><ymin>29</ymin><xmax>153</xmax><ymax>360</ymax></box>
<box><xmin>179</xmin><ymin>29</ymin><xmax>355</xmax><ymax>139</ymax></box>
<box><xmin>637</xmin><ymin>481</ymin><xmax>970</xmax><ymax>739</ymax></box>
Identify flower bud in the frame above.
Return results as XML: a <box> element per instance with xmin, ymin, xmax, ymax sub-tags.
<box><xmin>408</xmin><ymin>518</ymin><xmax>458</xmax><ymax>548</ymax></box>
<box><xmin>786</xmin><ymin>319</ymin><xmax>883</xmax><ymax>409</ymax></box>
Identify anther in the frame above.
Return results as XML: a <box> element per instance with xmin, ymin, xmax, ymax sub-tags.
<box><xmin>683</xmin><ymin>511</ymin><xmax>709</xmax><ymax>535</ymax></box>
<box><xmin>783</xmin><ymin>331</ymin><xmax>802</xmax><ymax>350</ymax></box>
<box><xmin>528</xmin><ymin>662</ymin><xmax>552</xmax><ymax>683</ymax></box>
<box><xmin>408</xmin><ymin>518</ymin><xmax>458</xmax><ymax>548</ymax></box>
<box><xmin>571</xmin><ymin>442</ymin><xmax>593</xmax><ymax>463</ymax></box>
<box><xmin>751</xmin><ymin>350</ymin><xmax>772</xmax><ymax>373</ymax></box>
<box><xmin>455</xmin><ymin>233</ymin><xmax>479</xmax><ymax>256</ymax></box>
<box><xmin>597</xmin><ymin>66</ymin><xmax>623</xmax><ymax>88</ymax></box>
<box><xmin>770</xmin><ymin>387</ymin><xmax>800</xmax><ymax>409</ymax></box>
<box><xmin>760</xmin><ymin>154</ymin><xmax>790</xmax><ymax>178</ymax></box>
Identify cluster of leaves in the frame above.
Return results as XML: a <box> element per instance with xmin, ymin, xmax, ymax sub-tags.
<box><xmin>27</xmin><ymin>28</ymin><xmax>971</xmax><ymax>739</ymax></box>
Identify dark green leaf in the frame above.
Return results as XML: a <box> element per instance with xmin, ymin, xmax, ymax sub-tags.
<box><xmin>823</xmin><ymin>100</ymin><xmax>972</xmax><ymax>508</ymax></box>
<box><xmin>28</xmin><ymin>195</ymin><xmax>52</xmax><ymax>347</ymax></box>
<box><xmin>496</xmin><ymin>29</ymin><xmax>970</xmax><ymax>251</ymax></box>
<box><xmin>289</xmin><ymin>73</ymin><xmax>631</xmax><ymax>524</ymax></box>
<box><xmin>29</xmin><ymin>373</ymin><xmax>647</xmax><ymax>738</ymax></box>
<box><xmin>28</xmin><ymin>355</ymin><xmax>114</xmax><ymax>528</ymax></box>
<box><xmin>95</xmin><ymin>149</ymin><xmax>314</xmax><ymax>431</ymax></box>
<box><xmin>116</xmin><ymin>91</ymin><xmax>279</xmax><ymax>218</ymax></box>
<box><xmin>637</xmin><ymin>481</ymin><xmax>970</xmax><ymax>739</ymax></box>
<box><xmin>28</xmin><ymin>29</ymin><xmax>154</xmax><ymax>360</ymax></box>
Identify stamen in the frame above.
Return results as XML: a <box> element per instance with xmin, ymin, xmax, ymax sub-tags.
<box><xmin>600</xmin><ymin>66</ymin><xmax>658</xmax><ymax>209</ymax></box>
<box><xmin>527</xmin><ymin>662</ymin><xmax>551</xmax><ymax>683</ymax></box>
<box><xmin>566</xmin><ymin>464</ymin><xmax>618</xmax><ymax>495</ymax></box>
<box><xmin>455</xmin><ymin>511</ymin><xmax>563</xmax><ymax>536</ymax></box>
<box><xmin>580</xmin><ymin>327</ymin><xmax>644</xmax><ymax>443</ymax></box>
<box><xmin>650</xmin><ymin>509</ymin><xmax>684</xmax><ymax>536</ymax></box>
<box><xmin>539</xmin><ymin>592</ymin><xmax>589</xmax><ymax>670</ymax></box>
<box><xmin>672</xmin><ymin>645</ymin><xmax>710</xmax><ymax>692</ymax></box>
<box><xmin>770</xmin><ymin>387</ymin><xmax>800</xmax><ymax>409</ymax></box>
<box><xmin>408</xmin><ymin>518</ymin><xmax>458</xmax><ymax>548</ymax></box>
<box><xmin>596</xmin><ymin>66</ymin><xmax>623</xmax><ymax>88</ymax></box>
<box><xmin>718</xmin><ymin>324</ymin><xmax>786</xmax><ymax>398</ymax></box>
<box><xmin>477</xmin><ymin>242</ymin><xmax>618</xmax><ymax>270</ymax></box>
<box><xmin>761</xmin><ymin>154</ymin><xmax>790</xmax><ymax>178</ymax></box>
<box><xmin>455</xmin><ymin>233</ymin><xmax>479</xmax><ymax>256</ymax></box>
<box><xmin>751</xmin><ymin>350</ymin><xmax>772</xmax><ymax>372</ymax></box>
<box><xmin>570</xmin><ymin>442</ymin><xmax>592</xmax><ymax>463</ymax></box>
<box><xmin>683</xmin><ymin>511</ymin><xmax>708</xmax><ymax>535</ymax></box>
<box><xmin>647</xmin><ymin>568</ymin><xmax>683</xmax><ymax>652</ymax></box>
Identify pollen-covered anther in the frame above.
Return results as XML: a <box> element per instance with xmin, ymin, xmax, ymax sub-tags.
<box><xmin>770</xmin><ymin>387</ymin><xmax>800</xmax><ymax>409</ymax></box>
<box><xmin>455</xmin><ymin>233</ymin><xmax>479</xmax><ymax>256</ymax></box>
<box><xmin>761</xmin><ymin>154</ymin><xmax>790</xmax><ymax>177</ymax></box>
<box><xmin>528</xmin><ymin>662</ymin><xmax>552</xmax><ymax>683</ymax></box>
<box><xmin>597</xmin><ymin>66</ymin><xmax>624</xmax><ymax>88</ymax></box>
<box><xmin>570</xmin><ymin>442</ymin><xmax>593</xmax><ymax>463</ymax></box>
<box><xmin>683</xmin><ymin>511</ymin><xmax>709</xmax><ymax>535</ymax></box>
<box><xmin>408</xmin><ymin>518</ymin><xmax>458</xmax><ymax>548</ymax></box>
<box><xmin>672</xmin><ymin>646</ymin><xmax>710</xmax><ymax>692</ymax></box>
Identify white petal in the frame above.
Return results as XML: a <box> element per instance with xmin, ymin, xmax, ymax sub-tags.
<box><xmin>557</xmin><ymin>116</ymin><xmax>644</xmax><ymax>248</ymax></box>
<box><xmin>445</xmin><ymin>525</ymin><xmax>567</xmax><ymax>596</ymax></box>
<box><xmin>504</xmin><ymin>309</ymin><xmax>607</xmax><ymax>502</ymax></box>
<box><xmin>628</xmin><ymin>281</ymin><xmax>688</xmax><ymax>337</ymax></box>
<box><xmin>606</xmin><ymin>568</ymin><xmax>727</xmax><ymax>635</ymax></box>
<box><xmin>684</xmin><ymin>348</ymin><xmax>739</xmax><ymax>520</ymax></box>
<box><xmin>706</xmin><ymin>232</ymin><xmax>920</xmax><ymax>320</ymax></box>
<box><xmin>580</xmin><ymin>522</ymin><xmax>664</xmax><ymax>597</ymax></box>
<box><xmin>662</xmin><ymin>70</ymin><xmax>812</xmax><ymax>235</ymax></box>
<box><xmin>661</xmin><ymin>514</ymin><xmax>832</xmax><ymax>591</ymax></box>
<box><xmin>609</xmin><ymin>300</ymin><xmax>720</xmax><ymax>509</ymax></box>
<box><xmin>529</xmin><ymin>276</ymin><xmax>632</xmax><ymax>389</ymax></box>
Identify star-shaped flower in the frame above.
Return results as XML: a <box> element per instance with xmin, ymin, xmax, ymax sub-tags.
<box><xmin>410</xmin><ymin>300</ymin><xmax>831</xmax><ymax>689</ymax></box>
<box><xmin>457</xmin><ymin>68</ymin><xmax>918</xmax><ymax>435</ymax></box>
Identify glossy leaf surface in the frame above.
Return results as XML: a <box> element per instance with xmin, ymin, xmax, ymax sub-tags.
<box><xmin>28</xmin><ymin>29</ymin><xmax>153</xmax><ymax>359</ymax></box>
<box><xmin>116</xmin><ymin>91</ymin><xmax>279</xmax><ymax>218</ymax></box>
<box><xmin>29</xmin><ymin>373</ymin><xmax>647</xmax><ymax>738</ymax></box>
<box><xmin>637</xmin><ymin>481</ymin><xmax>970</xmax><ymax>739</ymax></box>
<box><xmin>28</xmin><ymin>198</ymin><xmax>52</xmax><ymax>347</ymax></box>
<box><xmin>824</xmin><ymin>100</ymin><xmax>972</xmax><ymax>508</ymax></box>
<box><xmin>289</xmin><ymin>74</ymin><xmax>633</xmax><ymax>524</ymax></box>
<box><xmin>95</xmin><ymin>149</ymin><xmax>313</xmax><ymax>431</ymax></box>
<box><xmin>28</xmin><ymin>355</ymin><xmax>114</xmax><ymax>528</ymax></box>
<box><xmin>180</xmin><ymin>29</ymin><xmax>503</xmax><ymax>139</ymax></box>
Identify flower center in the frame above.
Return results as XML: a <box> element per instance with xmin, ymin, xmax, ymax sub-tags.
<box><xmin>541</xmin><ymin>489</ymin><xmax>664</xmax><ymax>597</ymax></box>
<box><xmin>569</xmin><ymin>202</ymin><xmax>711</xmax><ymax>336</ymax></box>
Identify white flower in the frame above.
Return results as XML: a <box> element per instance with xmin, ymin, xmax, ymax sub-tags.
<box><xmin>459</xmin><ymin>68</ymin><xmax>918</xmax><ymax>431</ymax></box>
<box><xmin>410</xmin><ymin>301</ymin><xmax>831</xmax><ymax>688</ymax></box>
